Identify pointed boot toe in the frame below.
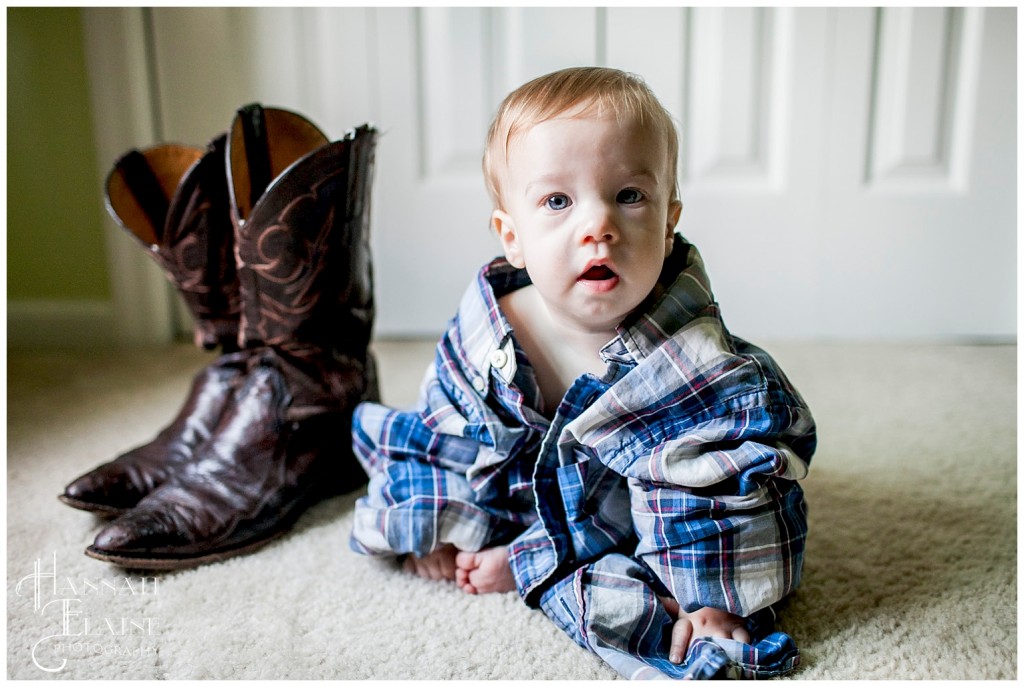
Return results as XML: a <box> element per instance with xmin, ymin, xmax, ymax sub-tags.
<box><xmin>61</xmin><ymin>358</ymin><xmax>245</xmax><ymax>517</ymax></box>
<box><xmin>60</xmin><ymin>447</ymin><xmax>168</xmax><ymax>517</ymax></box>
<box><xmin>85</xmin><ymin>492</ymin><xmax>213</xmax><ymax>567</ymax></box>
<box><xmin>84</xmin><ymin>362</ymin><xmax>346</xmax><ymax>571</ymax></box>
<box><xmin>60</xmin><ymin>470</ymin><xmax>136</xmax><ymax>517</ymax></box>
<box><xmin>88</xmin><ymin>503</ymin><xmax>192</xmax><ymax>554</ymax></box>
<box><xmin>91</xmin><ymin>520</ymin><xmax>146</xmax><ymax>552</ymax></box>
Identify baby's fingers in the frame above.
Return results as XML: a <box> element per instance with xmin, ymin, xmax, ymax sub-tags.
<box><xmin>669</xmin><ymin>616</ymin><xmax>692</xmax><ymax>664</ymax></box>
<box><xmin>657</xmin><ymin>595</ymin><xmax>689</xmax><ymax>664</ymax></box>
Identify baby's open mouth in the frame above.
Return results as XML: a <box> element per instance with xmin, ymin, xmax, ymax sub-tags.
<box><xmin>579</xmin><ymin>265</ymin><xmax>617</xmax><ymax>281</ymax></box>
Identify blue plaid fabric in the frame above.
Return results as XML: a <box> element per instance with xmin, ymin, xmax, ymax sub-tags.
<box><xmin>350</xmin><ymin>235</ymin><xmax>816</xmax><ymax>679</ymax></box>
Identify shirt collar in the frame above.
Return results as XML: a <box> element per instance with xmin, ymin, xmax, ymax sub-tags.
<box><xmin>450</xmin><ymin>257</ymin><xmax>528</xmax><ymax>386</ymax></box>
<box><xmin>612</xmin><ymin>234</ymin><xmax>717</xmax><ymax>362</ymax></box>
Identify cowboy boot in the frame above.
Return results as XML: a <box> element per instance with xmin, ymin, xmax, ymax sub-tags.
<box><xmin>85</xmin><ymin>106</ymin><xmax>378</xmax><ymax>569</ymax></box>
<box><xmin>60</xmin><ymin>136</ymin><xmax>244</xmax><ymax>516</ymax></box>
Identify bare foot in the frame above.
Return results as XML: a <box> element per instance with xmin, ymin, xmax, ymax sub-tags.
<box><xmin>658</xmin><ymin>597</ymin><xmax>752</xmax><ymax>664</ymax></box>
<box><xmin>454</xmin><ymin>546</ymin><xmax>516</xmax><ymax>594</ymax></box>
<box><xmin>402</xmin><ymin>544</ymin><xmax>457</xmax><ymax>582</ymax></box>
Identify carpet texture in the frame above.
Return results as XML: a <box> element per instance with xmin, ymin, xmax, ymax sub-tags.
<box><xmin>6</xmin><ymin>340</ymin><xmax>1017</xmax><ymax>679</ymax></box>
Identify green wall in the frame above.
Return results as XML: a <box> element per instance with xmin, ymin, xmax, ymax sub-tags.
<box><xmin>7</xmin><ymin>7</ymin><xmax>110</xmax><ymax>301</ymax></box>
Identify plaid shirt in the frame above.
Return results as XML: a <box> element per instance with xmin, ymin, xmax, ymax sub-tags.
<box><xmin>350</xmin><ymin>235</ymin><xmax>816</xmax><ymax>678</ymax></box>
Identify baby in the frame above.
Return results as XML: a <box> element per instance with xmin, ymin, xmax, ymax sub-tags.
<box><xmin>350</xmin><ymin>67</ymin><xmax>815</xmax><ymax>679</ymax></box>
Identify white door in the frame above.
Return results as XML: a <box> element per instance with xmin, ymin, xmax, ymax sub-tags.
<box><xmin>83</xmin><ymin>7</ymin><xmax>1016</xmax><ymax>342</ymax></box>
<box><xmin>367</xmin><ymin>6</ymin><xmax>1016</xmax><ymax>340</ymax></box>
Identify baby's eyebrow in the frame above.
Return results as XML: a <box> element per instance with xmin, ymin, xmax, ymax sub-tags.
<box><xmin>622</xmin><ymin>168</ymin><xmax>658</xmax><ymax>182</ymax></box>
<box><xmin>523</xmin><ymin>175</ymin><xmax>564</xmax><ymax>196</ymax></box>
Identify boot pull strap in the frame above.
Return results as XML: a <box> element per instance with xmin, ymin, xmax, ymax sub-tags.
<box><xmin>113</xmin><ymin>150</ymin><xmax>169</xmax><ymax>244</ymax></box>
<box><xmin>237</xmin><ymin>103</ymin><xmax>273</xmax><ymax>209</ymax></box>
<box><xmin>230</xmin><ymin>104</ymin><xmax>332</xmax><ymax>222</ymax></box>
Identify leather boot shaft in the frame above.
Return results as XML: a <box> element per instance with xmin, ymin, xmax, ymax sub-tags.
<box><xmin>227</xmin><ymin>104</ymin><xmax>378</xmax><ymax>403</ymax></box>
<box><xmin>107</xmin><ymin>135</ymin><xmax>241</xmax><ymax>350</ymax></box>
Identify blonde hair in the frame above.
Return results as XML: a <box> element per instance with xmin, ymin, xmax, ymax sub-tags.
<box><xmin>482</xmin><ymin>66</ymin><xmax>679</xmax><ymax>210</ymax></box>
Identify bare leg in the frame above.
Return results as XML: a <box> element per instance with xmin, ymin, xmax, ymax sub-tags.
<box><xmin>454</xmin><ymin>546</ymin><xmax>516</xmax><ymax>594</ymax></box>
<box><xmin>402</xmin><ymin>544</ymin><xmax>458</xmax><ymax>582</ymax></box>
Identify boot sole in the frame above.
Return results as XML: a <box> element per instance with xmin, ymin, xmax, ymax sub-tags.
<box><xmin>84</xmin><ymin>528</ymin><xmax>288</xmax><ymax>571</ymax></box>
<box><xmin>58</xmin><ymin>494</ymin><xmax>130</xmax><ymax>518</ymax></box>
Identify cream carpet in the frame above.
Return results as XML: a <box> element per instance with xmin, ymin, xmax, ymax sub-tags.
<box><xmin>6</xmin><ymin>340</ymin><xmax>1017</xmax><ymax>679</ymax></box>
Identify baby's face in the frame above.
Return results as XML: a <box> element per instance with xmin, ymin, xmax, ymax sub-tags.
<box><xmin>493</xmin><ymin>113</ymin><xmax>681</xmax><ymax>335</ymax></box>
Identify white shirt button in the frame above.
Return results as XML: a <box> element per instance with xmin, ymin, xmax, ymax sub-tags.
<box><xmin>490</xmin><ymin>349</ymin><xmax>508</xmax><ymax>368</ymax></box>
<box><xmin>472</xmin><ymin>376</ymin><xmax>487</xmax><ymax>393</ymax></box>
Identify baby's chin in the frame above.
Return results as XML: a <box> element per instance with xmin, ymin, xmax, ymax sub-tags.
<box><xmin>603</xmin><ymin>280</ymin><xmax>667</xmax><ymax>326</ymax></box>
<box><xmin>561</xmin><ymin>291</ymin><xmax>651</xmax><ymax>331</ymax></box>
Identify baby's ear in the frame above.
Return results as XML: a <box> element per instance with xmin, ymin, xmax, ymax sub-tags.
<box><xmin>665</xmin><ymin>200</ymin><xmax>682</xmax><ymax>250</ymax></box>
<box><xmin>493</xmin><ymin>210</ymin><xmax>525</xmax><ymax>268</ymax></box>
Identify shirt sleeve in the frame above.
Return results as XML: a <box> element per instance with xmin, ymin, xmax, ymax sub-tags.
<box><xmin>349</xmin><ymin>333</ymin><xmax>537</xmax><ymax>558</ymax></box>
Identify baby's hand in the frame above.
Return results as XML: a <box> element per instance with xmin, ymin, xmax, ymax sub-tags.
<box><xmin>658</xmin><ymin>596</ymin><xmax>751</xmax><ymax>664</ymax></box>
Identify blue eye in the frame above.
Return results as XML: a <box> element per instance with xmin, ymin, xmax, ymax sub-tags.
<box><xmin>617</xmin><ymin>189</ymin><xmax>643</xmax><ymax>204</ymax></box>
<box><xmin>545</xmin><ymin>194</ymin><xmax>570</xmax><ymax>211</ymax></box>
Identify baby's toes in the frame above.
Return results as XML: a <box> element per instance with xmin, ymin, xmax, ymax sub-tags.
<box><xmin>455</xmin><ymin>550</ymin><xmax>478</xmax><ymax>571</ymax></box>
<box><xmin>455</xmin><ymin>567</ymin><xmax>469</xmax><ymax>586</ymax></box>
<box><xmin>455</xmin><ymin>573</ymin><xmax>477</xmax><ymax>595</ymax></box>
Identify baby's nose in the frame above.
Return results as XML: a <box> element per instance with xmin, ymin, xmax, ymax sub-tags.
<box><xmin>581</xmin><ymin>206</ymin><xmax>619</xmax><ymax>243</ymax></box>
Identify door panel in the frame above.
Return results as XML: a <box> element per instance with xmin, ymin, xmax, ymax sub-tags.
<box><xmin>821</xmin><ymin>8</ymin><xmax>1014</xmax><ymax>338</ymax></box>
<box><xmin>680</xmin><ymin>8</ymin><xmax>830</xmax><ymax>339</ymax></box>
